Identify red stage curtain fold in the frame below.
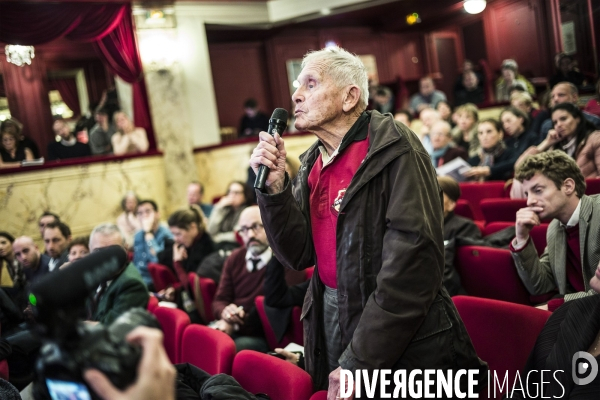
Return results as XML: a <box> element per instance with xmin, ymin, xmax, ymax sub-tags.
<box><xmin>48</xmin><ymin>78</ymin><xmax>81</xmax><ymax>117</ymax></box>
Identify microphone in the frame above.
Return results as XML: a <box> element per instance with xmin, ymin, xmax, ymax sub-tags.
<box><xmin>254</xmin><ymin>108</ymin><xmax>289</xmax><ymax>190</ymax></box>
<box><xmin>30</xmin><ymin>245</ymin><xmax>127</xmax><ymax>310</ymax></box>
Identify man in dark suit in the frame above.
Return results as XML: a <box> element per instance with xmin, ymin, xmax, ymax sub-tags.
<box><xmin>43</xmin><ymin>221</ymin><xmax>71</xmax><ymax>271</ymax></box>
<box><xmin>12</xmin><ymin>237</ymin><xmax>50</xmax><ymax>286</ymax></box>
<box><xmin>87</xmin><ymin>223</ymin><xmax>149</xmax><ymax>326</ymax></box>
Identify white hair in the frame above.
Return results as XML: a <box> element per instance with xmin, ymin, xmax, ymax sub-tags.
<box><xmin>302</xmin><ymin>46</ymin><xmax>369</xmax><ymax>112</ymax></box>
<box><xmin>89</xmin><ymin>223</ymin><xmax>125</xmax><ymax>248</ymax></box>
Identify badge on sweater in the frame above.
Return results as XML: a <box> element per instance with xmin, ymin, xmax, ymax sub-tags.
<box><xmin>332</xmin><ymin>188</ymin><xmax>347</xmax><ymax>214</ymax></box>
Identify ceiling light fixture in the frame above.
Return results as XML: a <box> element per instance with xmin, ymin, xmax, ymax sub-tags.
<box><xmin>5</xmin><ymin>45</ymin><xmax>35</xmax><ymax>67</ymax></box>
<box><xmin>464</xmin><ymin>0</ymin><xmax>486</xmax><ymax>14</ymax></box>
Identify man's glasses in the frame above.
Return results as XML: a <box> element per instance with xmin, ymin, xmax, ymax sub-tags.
<box><xmin>236</xmin><ymin>223</ymin><xmax>264</xmax><ymax>235</ymax></box>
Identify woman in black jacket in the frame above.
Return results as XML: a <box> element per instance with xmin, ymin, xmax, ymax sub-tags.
<box><xmin>464</xmin><ymin>118</ymin><xmax>516</xmax><ymax>181</ymax></box>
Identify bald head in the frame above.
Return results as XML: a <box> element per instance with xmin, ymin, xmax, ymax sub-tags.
<box><xmin>13</xmin><ymin>236</ymin><xmax>40</xmax><ymax>269</ymax></box>
<box><xmin>551</xmin><ymin>82</ymin><xmax>578</xmax><ymax>107</ymax></box>
<box><xmin>420</xmin><ymin>108</ymin><xmax>441</xmax><ymax>129</ymax></box>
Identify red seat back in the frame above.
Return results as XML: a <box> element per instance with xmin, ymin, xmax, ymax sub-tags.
<box><xmin>480</xmin><ymin>198</ymin><xmax>527</xmax><ymax>223</ymax></box>
<box><xmin>0</xmin><ymin>360</ymin><xmax>8</xmax><ymax>381</ymax></box>
<box><xmin>148</xmin><ymin>262</ymin><xmax>178</xmax><ymax>292</ymax></box>
<box><xmin>455</xmin><ymin>246</ymin><xmax>532</xmax><ymax>305</ymax></box>
<box><xmin>147</xmin><ymin>295</ymin><xmax>159</xmax><ymax>312</ymax></box>
<box><xmin>482</xmin><ymin>221</ymin><xmax>513</xmax><ymax>237</ymax></box>
<box><xmin>585</xmin><ymin>178</ymin><xmax>600</xmax><ymax>195</ymax></box>
<box><xmin>305</xmin><ymin>266</ymin><xmax>315</xmax><ymax>280</ymax></box>
<box><xmin>255</xmin><ymin>296</ymin><xmax>303</xmax><ymax>350</ymax></box>
<box><xmin>153</xmin><ymin>307</ymin><xmax>190</xmax><ymax>364</ymax></box>
<box><xmin>453</xmin><ymin>296</ymin><xmax>551</xmax><ymax>399</ymax></box>
<box><xmin>188</xmin><ymin>272</ymin><xmax>216</xmax><ymax>322</ymax></box>
<box><xmin>180</xmin><ymin>324</ymin><xmax>236</xmax><ymax>375</ymax></box>
<box><xmin>310</xmin><ymin>392</ymin><xmax>327</xmax><ymax>400</ymax></box>
<box><xmin>459</xmin><ymin>182</ymin><xmax>507</xmax><ymax>221</ymax></box>
<box><xmin>454</xmin><ymin>199</ymin><xmax>475</xmax><ymax>220</ymax></box>
<box><xmin>232</xmin><ymin>350</ymin><xmax>313</xmax><ymax>400</ymax></box>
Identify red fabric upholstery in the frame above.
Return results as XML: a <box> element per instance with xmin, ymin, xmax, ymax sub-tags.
<box><xmin>0</xmin><ymin>360</ymin><xmax>8</xmax><ymax>381</ymax></box>
<box><xmin>483</xmin><ymin>222</ymin><xmax>548</xmax><ymax>256</ymax></box>
<box><xmin>152</xmin><ymin>307</ymin><xmax>190</xmax><ymax>364</ymax></box>
<box><xmin>585</xmin><ymin>178</ymin><xmax>600</xmax><ymax>195</ymax></box>
<box><xmin>480</xmin><ymin>198</ymin><xmax>527</xmax><ymax>223</ymax></box>
<box><xmin>188</xmin><ymin>272</ymin><xmax>217</xmax><ymax>322</ymax></box>
<box><xmin>180</xmin><ymin>324</ymin><xmax>236</xmax><ymax>375</ymax></box>
<box><xmin>148</xmin><ymin>263</ymin><xmax>178</xmax><ymax>292</ymax></box>
<box><xmin>310</xmin><ymin>392</ymin><xmax>327</xmax><ymax>400</ymax></box>
<box><xmin>459</xmin><ymin>182</ymin><xmax>507</xmax><ymax>221</ymax></box>
<box><xmin>147</xmin><ymin>295</ymin><xmax>159</xmax><ymax>312</ymax></box>
<box><xmin>455</xmin><ymin>246</ymin><xmax>531</xmax><ymax>305</ymax></box>
<box><xmin>232</xmin><ymin>350</ymin><xmax>313</xmax><ymax>400</ymax></box>
<box><xmin>453</xmin><ymin>296</ymin><xmax>551</xmax><ymax>399</ymax></box>
<box><xmin>454</xmin><ymin>199</ymin><xmax>475</xmax><ymax>220</ymax></box>
<box><xmin>305</xmin><ymin>266</ymin><xmax>315</xmax><ymax>280</ymax></box>
<box><xmin>255</xmin><ymin>296</ymin><xmax>303</xmax><ymax>350</ymax></box>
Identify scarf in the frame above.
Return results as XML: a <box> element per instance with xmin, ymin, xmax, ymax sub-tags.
<box><xmin>479</xmin><ymin>141</ymin><xmax>506</xmax><ymax>167</ymax></box>
<box><xmin>431</xmin><ymin>146</ymin><xmax>449</xmax><ymax>167</ymax></box>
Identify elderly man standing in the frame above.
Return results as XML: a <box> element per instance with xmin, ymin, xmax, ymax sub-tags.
<box><xmin>250</xmin><ymin>47</ymin><xmax>485</xmax><ymax>398</ymax></box>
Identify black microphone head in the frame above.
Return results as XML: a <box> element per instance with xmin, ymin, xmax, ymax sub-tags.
<box><xmin>30</xmin><ymin>245</ymin><xmax>127</xmax><ymax>310</ymax></box>
<box><xmin>271</xmin><ymin>108</ymin><xmax>288</xmax><ymax>122</ymax></box>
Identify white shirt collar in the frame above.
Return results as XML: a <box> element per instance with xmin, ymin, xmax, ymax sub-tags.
<box><xmin>562</xmin><ymin>199</ymin><xmax>581</xmax><ymax>228</ymax></box>
<box><xmin>245</xmin><ymin>247</ymin><xmax>272</xmax><ymax>272</ymax></box>
<box><xmin>318</xmin><ymin>144</ymin><xmax>340</xmax><ymax>167</ymax></box>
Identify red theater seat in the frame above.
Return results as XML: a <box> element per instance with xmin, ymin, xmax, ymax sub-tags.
<box><xmin>148</xmin><ymin>262</ymin><xmax>178</xmax><ymax>292</ymax></box>
<box><xmin>188</xmin><ymin>272</ymin><xmax>217</xmax><ymax>322</ymax></box>
<box><xmin>459</xmin><ymin>181</ymin><xmax>507</xmax><ymax>221</ymax></box>
<box><xmin>585</xmin><ymin>178</ymin><xmax>600</xmax><ymax>195</ymax></box>
<box><xmin>147</xmin><ymin>295</ymin><xmax>159</xmax><ymax>312</ymax></box>
<box><xmin>480</xmin><ymin>198</ymin><xmax>527</xmax><ymax>223</ymax></box>
<box><xmin>455</xmin><ymin>246</ymin><xmax>531</xmax><ymax>305</ymax></box>
<box><xmin>305</xmin><ymin>266</ymin><xmax>315</xmax><ymax>280</ymax></box>
<box><xmin>454</xmin><ymin>199</ymin><xmax>475</xmax><ymax>220</ymax></box>
<box><xmin>153</xmin><ymin>307</ymin><xmax>190</xmax><ymax>364</ymax></box>
<box><xmin>255</xmin><ymin>296</ymin><xmax>303</xmax><ymax>350</ymax></box>
<box><xmin>232</xmin><ymin>350</ymin><xmax>313</xmax><ymax>400</ymax></box>
<box><xmin>483</xmin><ymin>222</ymin><xmax>548</xmax><ymax>256</ymax></box>
<box><xmin>180</xmin><ymin>324</ymin><xmax>236</xmax><ymax>375</ymax></box>
<box><xmin>453</xmin><ymin>296</ymin><xmax>551</xmax><ymax>399</ymax></box>
<box><xmin>310</xmin><ymin>392</ymin><xmax>327</xmax><ymax>400</ymax></box>
<box><xmin>0</xmin><ymin>360</ymin><xmax>8</xmax><ymax>381</ymax></box>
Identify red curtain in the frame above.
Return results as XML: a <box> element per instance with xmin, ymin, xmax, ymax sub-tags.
<box><xmin>48</xmin><ymin>78</ymin><xmax>81</xmax><ymax>117</ymax></box>
<box><xmin>0</xmin><ymin>2</ymin><xmax>155</xmax><ymax>154</ymax></box>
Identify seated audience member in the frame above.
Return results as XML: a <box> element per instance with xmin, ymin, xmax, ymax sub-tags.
<box><xmin>87</xmin><ymin>223</ymin><xmax>149</xmax><ymax>325</ymax></box>
<box><xmin>38</xmin><ymin>211</ymin><xmax>60</xmax><ymax>239</ymax></box>
<box><xmin>372</xmin><ymin>86</ymin><xmax>395</xmax><ymax>114</ymax></box>
<box><xmin>133</xmin><ymin>200</ymin><xmax>172</xmax><ymax>290</ymax></box>
<box><xmin>116</xmin><ymin>191</ymin><xmax>142</xmax><ymax>248</ymax></box>
<box><xmin>0</xmin><ymin>118</ymin><xmax>40</xmax><ymax>159</ymax></box>
<box><xmin>0</xmin><ymin>232</ymin><xmax>25</xmax><ymax>288</ymax></box>
<box><xmin>510</xmin><ymin>151</ymin><xmax>600</xmax><ymax>311</ymax></box>
<box><xmin>208</xmin><ymin>181</ymin><xmax>253</xmax><ymax>247</ymax></box>
<box><xmin>437</xmin><ymin>177</ymin><xmax>482</xmax><ymax>296</ymax></box>
<box><xmin>13</xmin><ymin>237</ymin><xmax>50</xmax><ymax>285</ymax></box>
<box><xmin>539</xmin><ymin>82</ymin><xmax>600</xmax><ymax>141</ymax></box>
<box><xmin>454</xmin><ymin>71</ymin><xmax>485</xmax><ymax>106</ymax></box>
<box><xmin>409</xmin><ymin>76</ymin><xmax>447</xmax><ymax>115</ymax></box>
<box><xmin>516</xmin><ymin>103</ymin><xmax>600</xmax><ymax>179</ymax></box>
<box><xmin>464</xmin><ymin>119</ymin><xmax>516</xmax><ymax>181</ymax></box>
<box><xmin>88</xmin><ymin>107</ymin><xmax>116</xmax><ymax>155</ymax></box>
<box><xmin>454</xmin><ymin>60</ymin><xmax>484</xmax><ymax>92</ymax></box>
<box><xmin>239</xmin><ymin>98</ymin><xmax>269</xmax><ymax>137</ymax></box>
<box><xmin>584</xmin><ymin>79</ymin><xmax>600</xmax><ymax>118</ymax></box>
<box><xmin>187</xmin><ymin>181</ymin><xmax>213</xmax><ymax>218</ymax></box>
<box><xmin>418</xmin><ymin>107</ymin><xmax>441</xmax><ymax>153</ymax></box>
<box><xmin>43</xmin><ymin>221</ymin><xmax>71</xmax><ymax>271</ymax></box>
<box><xmin>47</xmin><ymin>119</ymin><xmax>92</xmax><ymax>161</ymax></box>
<box><xmin>436</xmin><ymin>100</ymin><xmax>454</xmax><ymax>127</ymax></box>
<box><xmin>511</xmin><ymin>91</ymin><xmax>548</xmax><ymax>136</ymax></box>
<box><xmin>500</xmin><ymin>107</ymin><xmax>538</xmax><ymax>157</ymax></box>
<box><xmin>513</xmin><ymin>272</ymin><xmax>600</xmax><ymax>399</ymax></box>
<box><xmin>495</xmin><ymin>59</ymin><xmax>535</xmax><ymax>102</ymax></box>
<box><xmin>0</xmin><ymin>128</ymin><xmax>33</xmax><ymax>167</ymax></box>
<box><xmin>111</xmin><ymin>111</ymin><xmax>149</xmax><ymax>156</ymax></box>
<box><xmin>158</xmin><ymin>206</ymin><xmax>215</xmax><ymax>323</ymax></box>
<box><xmin>212</xmin><ymin>206</ymin><xmax>270</xmax><ymax>352</ymax></box>
<box><xmin>549</xmin><ymin>52</ymin><xmax>585</xmax><ymax>89</ymax></box>
<box><xmin>393</xmin><ymin>109</ymin><xmax>413</xmax><ymax>127</ymax></box>
<box><xmin>67</xmin><ymin>236</ymin><xmax>89</xmax><ymax>263</ymax></box>
<box><xmin>451</xmin><ymin>103</ymin><xmax>480</xmax><ymax>157</ymax></box>
<box><xmin>430</xmin><ymin>121</ymin><xmax>467</xmax><ymax>167</ymax></box>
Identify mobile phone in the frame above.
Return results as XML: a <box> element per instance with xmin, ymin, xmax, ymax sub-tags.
<box><xmin>46</xmin><ymin>378</ymin><xmax>92</xmax><ymax>400</ymax></box>
<box><xmin>267</xmin><ymin>351</ymin><xmax>286</xmax><ymax>360</ymax></box>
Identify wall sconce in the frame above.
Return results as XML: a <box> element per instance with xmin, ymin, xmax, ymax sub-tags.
<box><xmin>5</xmin><ymin>45</ymin><xmax>35</xmax><ymax>66</ymax></box>
<box><xmin>138</xmin><ymin>31</ymin><xmax>180</xmax><ymax>74</ymax></box>
<box><xmin>464</xmin><ymin>0</ymin><xmax>486</xmax><ymax>14</ymax></box>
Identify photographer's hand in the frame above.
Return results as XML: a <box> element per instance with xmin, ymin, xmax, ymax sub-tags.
<box><xmin>84</xmin><ymin>327</ymin><xmax>176</xmax><ymax>400</ymax></box>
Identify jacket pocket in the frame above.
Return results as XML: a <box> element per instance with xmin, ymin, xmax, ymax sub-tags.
<box><xmin>411</xmin><ymin>296</ymin><xmax>452</xmax><ymax>342</ymax></box>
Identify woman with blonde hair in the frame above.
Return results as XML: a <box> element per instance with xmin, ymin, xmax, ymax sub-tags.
<box><xmin>451</xmin><ymin>103</ymin><xmax>480</xmax><ymax>157</ymax></box>
<box><xmin>111</xmin><ymin>111</ymin><xmax>149</xmax><ymax>155</ymax></box>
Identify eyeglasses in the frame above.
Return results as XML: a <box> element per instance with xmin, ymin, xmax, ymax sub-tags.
<box><xmin>236</xmin><ymin>223</ymin><xmax>264</xmax><ymax>235</ymax></box>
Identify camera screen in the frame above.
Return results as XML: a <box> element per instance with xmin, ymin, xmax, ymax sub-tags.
<box><xmin>46</xmin><ymin>379</ymin><xmax>91</xmax><ymax>400</ymax></box>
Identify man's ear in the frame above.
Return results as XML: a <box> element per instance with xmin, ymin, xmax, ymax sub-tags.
<box><xmin>342</xmin><ymin>85</ymin><xmax>361</xmax><ymax>113</ymax></box>
<box><xmin>563</xmin><ymin>177</ymin><xmax>576</xmax><ymax>196</ymax></box>
<box><xmin>447</xmin><ymin>200</ymin><xmax>457</xmax><ymax>213</ymax></box>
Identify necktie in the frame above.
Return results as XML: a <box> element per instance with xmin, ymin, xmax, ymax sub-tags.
<box><xmin>87</xmin><ymin>283</ymin><xmax>107</xmax><ymax>320</ymax></box>
<box><xmin>250</xmin><ymin>258</ymin><xmax>261</xmax><ymax>272</ymax></box>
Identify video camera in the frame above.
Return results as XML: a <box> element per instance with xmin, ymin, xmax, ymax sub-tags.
<box><xmin>28</xmin><ymin>246</ymin><xmax>159</xmax><ymax>400</ymax></box>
